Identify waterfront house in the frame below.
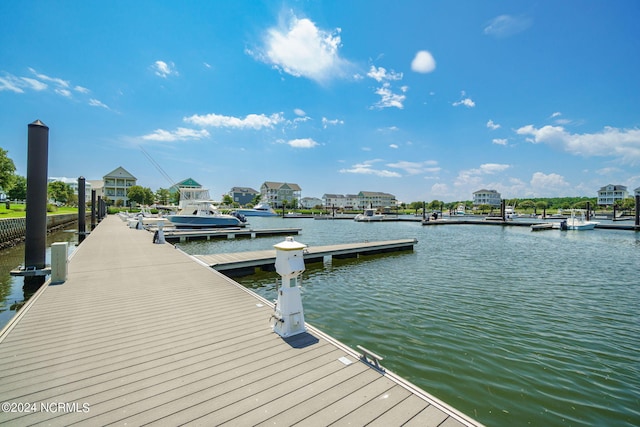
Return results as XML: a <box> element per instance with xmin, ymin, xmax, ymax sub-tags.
<box><xmin>357</xmin><ymin>191</ymin><xmax>397</xmax><ymax>209</ymax></box>
<box><xmin>103</xmin><ymin>166</ymin><xmax>137</xmax><ymax>207</ymax></box>
<box><xmin>300</xmin><ymin>197</ymin><xmax>323</xmax><ymax>209</ymax></box>
<box><xmin>473</xmin><ymin>189</ymin><xmax>501</xmax><ymax>207</ymax></box>
<box><xmin>597</xmin><ymin>184</ymin><xmax>628</xmax><ymax>206</ymax></box>
<box><xmin>260</xmin><ymin>182</ymin><xmax>302</xmax><ymax>208</ymax></box>
<box><xmin>228</xmin><ymin>187</ymin><xmax>259</xmax><ymax>206</ymax></box>
<box><xmin>322</xmin><ymin>194</ymin><xmax>359</xmax><ymax>209</ymax></box>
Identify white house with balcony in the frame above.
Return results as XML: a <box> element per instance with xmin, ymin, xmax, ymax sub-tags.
<box><xmin>473</xmin><ymin>189</ymin><xmax>501</xmax><ymax>207</ymax></box>
<box><xmin>260</xmin><ymin>182</ymin><xmax>302</xmax><ymax>208</ymax></box>
<box><xmin>103</xmin><ymin>166</ymin><xmax>137</xmax><ymax>207</ymax></box>
<box><xmin>597</xmin><ymin>184</ymin><xmax>628</xmax><ymax>206</ymax></box>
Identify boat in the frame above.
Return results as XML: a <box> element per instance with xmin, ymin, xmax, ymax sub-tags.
<box><xmin>560</xmin><ymin>210</ymin><xmax>598</xmax><ymax>230</ymax></box>
<box><xmin>354</xmin><ymin>208</ymin><xmax>385</xmax><ymax>222</ymax></box>
<box><xmin>233</xmin><ymin>201</ymin><xmax>278</xmax><ymax>217</ymax></box>
<box><xmin>455</xmin><ymin>204</ymin><xmax>466</xmax><ymax>215</ymax></box>
<box><xmin>166</xmin><ymin>188</ymin><xmax>246</xmax><ymax>228</ymax></box>
<box><xmin>530</xmin><ymin>223</ymin><xmax>554</xmax><ymax>231</ymax></box>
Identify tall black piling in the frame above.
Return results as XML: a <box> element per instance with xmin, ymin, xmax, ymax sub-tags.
<box><xmin>24</xmin><ymin>120</ymin><xmax>49</xmax><ymax>292</ymax></box>
<box><xmin>635</xmin><ymin>195</ymin><xmax>639</xmax><ymax>228</ymax></box>
<box><xmin>586</xmin><ymin>201</ymin><xmax>591</xmax><ymax>221</ymax></box>
<box><xmin>91</xmin><ymin>189</ymin><xmax>97</xmax><ymax>230</ymax></box>
<box><xmin>78</xmin><ymin>176</ymin><xmax>86</xmax><ymax>243</ymax></box>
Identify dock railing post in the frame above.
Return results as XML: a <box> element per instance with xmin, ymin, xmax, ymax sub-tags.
<box><xmin>78</xmin><ymin>176</ymin><xmax>86</xmax><ymax>243</ymax></box>
<box><xmin>24</xmin><ymin>120</ymin><xmax>49</xmax><ymax>293</ymax></box>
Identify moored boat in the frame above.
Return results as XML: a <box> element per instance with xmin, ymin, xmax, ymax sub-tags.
<box><xmin>166</xmin><ymin>187</ymin><xmax>245</xmax><ymax>228</ymax></box>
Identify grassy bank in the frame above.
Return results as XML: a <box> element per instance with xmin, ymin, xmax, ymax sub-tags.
<box><xmin>0</xmin><ymin>204</ymin><xmax>78</xmax><ymax>218</ymax></box>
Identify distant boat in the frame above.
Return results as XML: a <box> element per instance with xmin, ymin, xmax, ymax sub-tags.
<box><xmin>354</xmin><ymin>208</ymin><xmax>385</xmax><ymax>222</ymax></box>
<box><xmin>234</xmin><ymin>201</ymin><xmax>278</xmax><ymax>217</ymax></box>
<box><xmin>560</xmin><ymin>210</ymin><xmax>598</xmax><ymax>230</ymax></box>
<box><xmin>530</xmin><ymin>223</ymin><xmax>554</xmax><ymax>231</ymax></box>
<box><xmin>455</xmin><ymin>204</ymin><xmax>466</xmax><ymax>215</ymax></box>
<box><xmin>166</xmin><ymin>187</ymin><xmax>245</xmax><ymax>228</ymax></box>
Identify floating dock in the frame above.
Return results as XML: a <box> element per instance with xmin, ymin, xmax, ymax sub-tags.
<box><xmin>161</xmin><ymin>227</ymin><xmax>302</xmax><ymax>242</ymax></box>
<box><xmin>194</xmin><ymin>239</ymin><xmax>418</xmax><ymax>277</ymax></box>
<box><xmin>0</xmin><ymin>215</ymin><xmax>481</xmax><ymax>426</ymax></box>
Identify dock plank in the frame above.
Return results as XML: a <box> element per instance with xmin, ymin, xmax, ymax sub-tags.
<box><xmin>0</xmin><ymin>215</ymin><xmax>481</xmax><ymax>426</ymax></box>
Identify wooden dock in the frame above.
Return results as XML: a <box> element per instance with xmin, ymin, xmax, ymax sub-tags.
<box><xmin>194</xmin><ymin>239</ymin><xmax>418</xmax><ymax>276</ymax></box>
<box><xmin>161</xmin><ymin>227</ymin><xmax>302</xmax><ymax>243</ymax></box>
<box><xmin>0</xmin><ymin>215</ymin><xmax>481</xmax><ymax>426</ymax></box>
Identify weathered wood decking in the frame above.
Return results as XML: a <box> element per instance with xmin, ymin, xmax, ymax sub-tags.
<box><xmin>0</xmin><ymin>215</ymin><xmax>481</xmax><ymax>426</ymax></box>
<box><xmin>194</xmin><ymin>239</ymin><xmax>418</xmax><ymax>276</ymax></box>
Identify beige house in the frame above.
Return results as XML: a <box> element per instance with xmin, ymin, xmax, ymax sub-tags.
<box><xmin>473</xmin><ymin>189</ymin><xmax>501</xmax><ymax>207</ymax></box>
<box><xmin>260</xmin><ymin>182</ymin><xmax>302</xmax><ymax>208</ymax></box>
<box><xmin>103</xmin><ymin>166</ymin><xmax>137</xmax><ymax>207</ymax></box>
<box><xmin>357</xmin><ymin>191</ymin><xmax>397</xmax><ymax>209</ymax></box>
<box><xmin>597</xmin><ymin>184</ymin><xmax>628</xmax><ymax>206</ymax></box>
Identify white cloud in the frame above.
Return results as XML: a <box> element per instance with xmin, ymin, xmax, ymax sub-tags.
<box><xmin>339</xmin><ymin>159</ymin><xmax>401</xmax><ymax>178</ymax></box>
<box><xmin>0</xmin><ymin>75</ymin><xmax>24</xmax><ymax>92</ymax></box>
<box><xmin>487</xmin><ymin>119</ymin><xmax>500</xmax><ymax>130</ymax></box>
<box><xmin>389</xmin><ymin>144</ymin><xmax>399</xmax><ymax>149</ymax></box>
<box><xmin>22</xmin><ymin>77</ymin><xmax>48</xmax><ymax>91</ymax></box>
<box><xmin>372</xmin><ymin>82</ymin><xmax>406</xmax><ymax>109</ymax></box>
<box><xmin>516</xmin><ymin>124</ymin><xmax>640</xmax><ymax>163</ymax></box>
<box><xmin>294</xmin><ymin>108</ymin><xmax>306</xmax><ymax>116</ymax></box>
<box><xmin>484</xmin><ymin>15</ymin><xmax>532</xmax><ymax>38</ymax></box>
<box><xmin>141</xmin><ymin>127</ymin><xmax>210</xmax><ymax>142</ymax></box>
<box><xmin>286</xmin><ymin>138</ymin><xmax>319</xmax><ymax>148</ymax></box>
<box><xmin>89</xmin><ymin>98</ymin><xmax>109</xmax><ymax>109</ymax></box>
<box><xmin>529</xmin><ymin>172</ymin><xmax>570</xmax><ymax>194</ymax></box>
<box><xmin>492</xmin><ymin>138</ymin><xmax>508</xmax><ymax>146</ymax></box>
<box><xmin>152</xmin><ymin>60</ymin><xmax>178</xmax><ymax>78</ymax></box>
<box><xmin>411</xmin><ymin>50</ymin><xmax>436</xmax><ymax>73</ymax></box>
<box><xmin>551</xmin><ymin>112</ymin><xmax>562</xmax><ymax>118</ymax></box>
<box><xmin>74</xmin><ymin>85</ymin><xmax>90</xmax><ymax>94</ymax></box>
<box><xmin>453</xmin><ymin>92</ymin><xmax>475</xmax><ymax>108</ymax></box>
<box><xmin>29</xmin><ymin>68</ymin><xmax>69</xmax><ymax>88</ymax></box>
<box><xmin>257</xmin><ymin>14</ymin><xmax>350</xmax><ymax>83</ymax></box>
<box><xmin>387</xmin><ymin>160</ymin><xmax>439</xmax><ymax>175</ymax></box>
<box><xmin>367</xmin><ymin>65</ymin><xmax>403</xmax><ymax>82</ymax></box>
<box><xmin>55</xmin><ymin>88</ymin><xmax>72</xmax><ymax>97</ymax></box>
<box><xmin>184</xmin><ymin>112</ymin><xmax>284</xmax><ymax>129</ymax></box>
<box><xmin>322</xmin><ymin>117</ymin><xmax>344</xmax><ymax>128</ymax></box>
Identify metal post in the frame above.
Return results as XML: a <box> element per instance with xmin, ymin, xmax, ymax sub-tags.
<box><xmin>586</xmin><ymin>201</ymin><xmax>590</xmax><ymax>221</ymax></box>
<box><xmin>635</xmin><ymin>195</ymin><xmax>639</xmax><ymax>227</ymax></box>
<box><xmin>24</xmin><ymin>120</ymin><xmax>49</xmax><ymax>291</ymax></box>
<box><xmin>97</xmin><ymin>196</ymin><xmax>103</xmax><ymax>220</ymax></box>
<box><xmin>501</xmin><ymin>200</ymin><xmax>506</xmax><ymax>221</ymax></box>
<box><xmin>78</xmin><ymin>176</ymin><xmax>86</xmax><ymax>243</ymax></box>
<box><xmin>91</xmin><ymin>189</ymin><xmax>96</xmax><ymax>230</ymax></box>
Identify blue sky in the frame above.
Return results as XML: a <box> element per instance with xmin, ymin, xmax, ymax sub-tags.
<box><xmin>1</xmin><ymin>1</ymin><xmax>639</xmax><ymax>203</ymax></box>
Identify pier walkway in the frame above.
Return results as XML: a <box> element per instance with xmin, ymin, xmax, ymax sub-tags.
<box><xmin>0</xmin><ymin>215</ymin><xmax>481</xmax><ymax>426</ymax></box>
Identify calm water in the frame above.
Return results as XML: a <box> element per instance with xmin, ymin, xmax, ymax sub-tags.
<box><xmin>1</xmin><ymin>218</ymin><xmax>638</xmax><ymax>426</ymax></box>
<box><xmin>181</xmin><ymin>217</ymin><xmax>639</xmax><ymax>427</ymax></box>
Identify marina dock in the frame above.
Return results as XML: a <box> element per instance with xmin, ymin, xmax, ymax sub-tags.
<box><xmin>0</xmin><ymin>215</ymin><xmax>481</xmax><ymax>426</ymax></box>
<box><xmin>162</xmin><ymin>226</ymin><xmax>302</xmax><ymax>242</ymax></box>
<box><xmin>194</xmin><ymin>239</ymin><xmax>418</xmax><ymax>276</ymax></box>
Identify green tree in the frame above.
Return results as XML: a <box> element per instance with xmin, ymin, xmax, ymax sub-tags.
<box><xmin>126</xmin><ymin>185</ymin><xmax>147</xmax><ymax>206</ymax></box>
<box><xmin>251</xmin><ymin>194</ymin><xmax>262</xmax><ymax>205</ymax></box>
<box><xmin>156</xmin><ymin>188</ymin><xmax>170</xmax><ymax>205</ymax></box>
<box><xmin>48</xmin><ymin>181</ymin><xmax>72</xmax><ymax>204</ymax></box>
<box><xmin>0</xmin><ymin>148</ymin><xmax>16</xmax><ymax>192</ymax></box>
<box><xmin>222</xmin><ymin>194</ymin><xmax>234</xmax><ymax>206</ymax></box>
<box><xmin>143</xmin><ymin>187</ymin><xmax>155</xmax><ymax>205</ymax></box>
<box><xmin>7</xmin><ymin>175</ymin><xmax>26</xmax><ymax>200</ymax></box>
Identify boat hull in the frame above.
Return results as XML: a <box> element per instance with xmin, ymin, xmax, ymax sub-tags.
<box><xmin>235</xmin><ymin>209</ymin><xmax>278</xmax><ymax>217</ymax></box>
<box><xmin>166</xmin><ymin>215</ymin><xmax>243</xmax><ymax>228</ymax></box>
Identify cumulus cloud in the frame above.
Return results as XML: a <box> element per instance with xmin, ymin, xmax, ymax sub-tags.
<box><xmin>255</xmin><ymin>13</ymin><xmax>350</xmax><ymax>83</ymax></box>
<box><xmin>152</xmin><ymin>60</ymin><xmax>178</xmax><ymax>78</ymax></box>
<box><xmin>184</xmin><ymin>112</ymin><xmax>284</xmax><ymax>129</ymax></box>
<box><xmin>492</xmin><ymin>138</ymin><xmax>508</xmax><ymax>146</ymax></box>
<box><xmin>89</xmin><ymin>98</ymin><xmax>109</xmax><ymax>109</ymax></box>
<box><xmin>529</xmin><ymin>172</ymin><xmax>570</xmax><ymax>193</ymax></box>
<box><xmin>487</xmin><ymin>119</ymin><xmax>500</xmax><ymax>130</ymax></box>
<box><xmin>516</xmin><ymin>124</ymin><xmax>640</xmax><ymax>163</ymax></box>
<box><xmin>484</xmin><ymin>14</ymin><xmax>532</xmax><ymax>38</ymax></box>
<box><xmin>411</xmin><ymin>50</ymin><xmax>436</xmax><ymax>73</ymax></box>
<box><xmin>294</xmin><ymin>108</ymin><xmax>306</xmax><ymax>116</ymax></box>
<box><xmin>367</xmin><ymin>65</ymin><xmax>403</xmax><ymax>82</ymax></box>
<box><xmin>286</xmin><ymin>138</ymin><xmax>319</xmax><ymax>148</ymax></box>
<box><xmin>339</xmin><ymin>159</ymin><xmax>402</xmax><ymax>178</ymax></box>
<box><xmin>141</xmin><ymin>127</ymin><xmax>210</xmax><ymax>142</ymax></box>
<box><xmin>453</xmin><ymin>91</ymin><xmax>475</xmax><ymax>108</ymax></box>
<box><xmin>371</xmin><ymin>82</ymin><xmax>406</xmax><ymax>109</ymax></box>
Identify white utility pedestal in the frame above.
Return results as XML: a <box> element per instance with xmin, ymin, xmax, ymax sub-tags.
<box><xmin>272</xmin><ymin>236</ymin><xmax>307</xmax><ymax>338</ymax></box>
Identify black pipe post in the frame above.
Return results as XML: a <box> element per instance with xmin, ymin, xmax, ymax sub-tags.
<box><xmin>78</xmin><ymin>177</ymin><xmax>86</xmax><ymax>243</ymax></box>
<box><xmin>90</xmin><ymin>189</ymin><xmax>96</xmax><ymax>230</ymax></box>
<box><xmin>24</xmin><ymin>120</ymin><xmax>49</xmax><ymax>292</ymax></box>
<box><xmin>586</xmin><ymin>201</ymin><xmax>591</xmax><ymax>221</ymax></box>
<box><xmin>501</xmin><ymin>199</ymin><xmax>506</xmax><ymax>221</ymax></box>
<box><xmin>613</xmin><ymin>204</ymin><xmax>617</xmax><ymax>221</ymax></box>
<box><xmin>97</xmin><ymin>196</ymin><xmax>103</xmax><ymax>220</ymax></box>
<box><xmin>635</xmin><ymin>195</ymin><xmax>639</xmax><ymax>227</ymax></box>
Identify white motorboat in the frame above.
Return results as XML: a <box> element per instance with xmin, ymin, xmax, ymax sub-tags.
<box><xmin>560</xmin><ymin>210</ymin><xmax>598</xmax><ymax>230</ymax></box>
<box><xmin>234</xmin><ymin>201</ymin><xmax>278</xmax><ymax>217</ymax></box>
<box><xmin>166</xmin><ymin>188</ymin><xmax>245</xmax><ymax>228</ymax></box>
<box><xmin>354</xmin><ymin>208</ymin><xmax>385</xmax><ymax>222</ymax></box>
